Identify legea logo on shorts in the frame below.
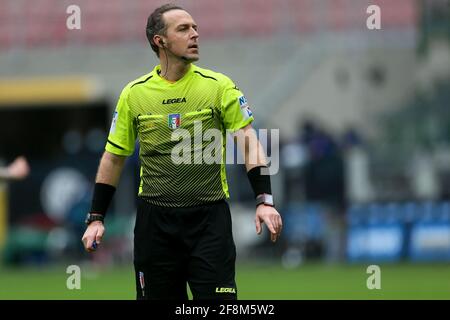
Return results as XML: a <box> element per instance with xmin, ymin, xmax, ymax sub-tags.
<box><xmin>215</xmin><ymin>287</ymin><xmax>236</xmax><ymax>294</ymax></box>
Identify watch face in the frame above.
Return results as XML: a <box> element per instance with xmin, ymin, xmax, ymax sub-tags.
<box><xmin>87</xmin><ymin>213</ymin><xmax>104</xmax><ymax>223</ymax></box>
<box><xmin>85</xmin><ymin>213</ymin><xmax>101</xmax><ymax>225</ymax></box>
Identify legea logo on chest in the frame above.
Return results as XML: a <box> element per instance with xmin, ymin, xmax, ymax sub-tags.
<box><xmin>162</xmin><ymin>97</ymin><xmax>187</xmax><ymax>105</ymax></box>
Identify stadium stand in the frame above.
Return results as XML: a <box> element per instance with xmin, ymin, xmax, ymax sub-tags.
<box><xmin>0</xmin><ymin>0</ymin><xmax>417</xmax><ymax>49</ymax></box>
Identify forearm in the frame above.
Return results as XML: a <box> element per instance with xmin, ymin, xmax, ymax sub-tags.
<box><xmin>236</xmin><ymin>125</ymin><xmax>272</xmax><ymax>199</ymax></box>
<box><xmin>95</xmin><ymin>151</ymin><xmax>126</xmax><ymax>187</ymax></box>
<box><xmin>236</xmin><ymin>124</ymin><xmax>268</xmax><ymax>172</ymax></box>
<box><xmin>89</xmin><ymin>151</ymin><xmax>126</xmax><ymax>216</ymax></box>
<box><xmin>245</xmin><ymin>139</ymin><xmax>268</xmax><ymax>172</ymax></box>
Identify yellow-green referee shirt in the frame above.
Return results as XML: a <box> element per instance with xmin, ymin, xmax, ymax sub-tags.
<box><xmin>106</xmin><ymin>64</ymin><xmax>254</xmax><ymax>207</ymax></box>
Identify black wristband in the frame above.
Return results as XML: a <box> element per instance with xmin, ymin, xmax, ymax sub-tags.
<box><xmin>247</xmin><ymin>166</ymin><xmax>272</xmax><ymax>198</ymax></box>
<box><xmin>90</xmin><ymin>183</ymin><xmax>116</xmax><ymax>217</ymax></box>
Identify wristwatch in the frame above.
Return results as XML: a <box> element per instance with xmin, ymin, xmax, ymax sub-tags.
<box><xmin>85</xmin><ymin>213</ymin><xmax>104</xmax><ymax>226</ymax></box>
<box><xmin>256</xmin><ymin>193</ymin><xmax>274</xmax><ymax>208</ymax></box>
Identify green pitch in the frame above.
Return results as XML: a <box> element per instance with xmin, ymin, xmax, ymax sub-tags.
<box><xmin>0</xmin><ymin>262</ymin><xmax>449</xmax><ymax>300</ymax></box>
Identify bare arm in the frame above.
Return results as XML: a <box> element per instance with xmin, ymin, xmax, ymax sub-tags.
<box><xmin>95</xmin><ymin>151</ymin><xmax>127</xmax><ymax>186</ymax></box>
<box><xmin>235</xmin><ymin>124</ymin><xmax>282</xmax><ymax>242</ymax></box>
<box><xmin>234</xmin><ymin>124</ymin><xmax>268</xmax><ymax>171</ymax></box>
<box><xmin>82</xmin><ymin>151</ymin><xmax>127</xmax><ymax>252</ymax></box>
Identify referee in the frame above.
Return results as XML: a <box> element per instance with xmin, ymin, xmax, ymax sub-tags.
<box><xmin>82</xmin><ymin>3</ymin><xmax>282</xmax><ymax>300</ymax></box>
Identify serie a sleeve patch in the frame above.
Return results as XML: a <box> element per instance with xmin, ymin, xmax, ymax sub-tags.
<box><xmin>109</xmin><ymin>111</ymin><xmax>118</xmax><ymax>134</ymax></box>
<box><xmin>238</xmin><ymin>95</ymin><xmax>253</xmax><ymax>120</ymax></box>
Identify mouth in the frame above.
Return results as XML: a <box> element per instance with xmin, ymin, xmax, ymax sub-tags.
<box><xmin>188</xmin><ymin>44</ymin><xmax>199</xmax><ymax>50</ymax></box>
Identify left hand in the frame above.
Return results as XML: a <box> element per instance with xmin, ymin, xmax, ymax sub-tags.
<box><xmin>255</xmin><ymin>205</ymin><xmax>282</xmax><ymax>243</ymax></box>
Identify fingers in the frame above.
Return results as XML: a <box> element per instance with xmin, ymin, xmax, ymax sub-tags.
<box><xmin>95</xmin><ymin>228</ymin><xmax>104</xmax><ymax>245</ymax></box>
<box><xmin>256</xmin><ymin>218</ymin><xmax>278</xmax><ymax>242</ymax></box>
<box><xmin>255</xmin><ymin>217</ymin><xmax>262</xmax><ymax>235</ymax></box>
<box><xmin>277</xmin><ymin>215</ymin><xmax>283</xmax><ymax>236</ymax></box>
<box><xmin>265</xmin><ymin>217</ymin><xmax>277</xmax><ymax>235</ymax></box>
<box><xmin>270</xmin><ymin>217</ymin><xmax>277</xmax><ymax>242</ymax></box>
<box><xmin>272</xmin><ymin>215</ymin><xmax>282</xmax><ymax>237</ymax></box>
<box><xmin>266</xmin><ymin>214</ymin><xmax>283</xmax><ymax>243</ymax></box>
<box><xmin>256</xmin><ymin>208</ymin><xmax>283</xmax><ymax>243</ymax></box>
<box><xmin>264</xmin><ymin>218</ymin><xmax>277</xmax><ymax>242</ymax></box>
<box><xmin>270</xmin><ymin>232</ymin><xmax>277</xmax><ymax>242</ymax></box>
<box><xmin>82</xmin><ymin>228</ymin><xmax>101</xmax><ymax>253</ymax></box>
<box><xmin>82</xmin><ymin>235</ymin><xmax>94</xmax><ymax>252</ymax></box>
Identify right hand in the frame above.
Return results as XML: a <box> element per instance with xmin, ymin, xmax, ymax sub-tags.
<box><xmin>81</xmin><ymin>221</ymin><xmax>105</xmax><ymax>252</ymax></box>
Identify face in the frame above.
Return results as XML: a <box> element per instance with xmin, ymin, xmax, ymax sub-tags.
<box><xmin>160</xmin><ymin>9</ymin><xmax>199</xmax><ymax>62</ymax></box>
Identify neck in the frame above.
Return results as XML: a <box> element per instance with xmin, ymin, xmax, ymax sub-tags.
<box><xmin>159</xmin><ymin>56</ymin><xmax>191</xmax><ymax>82</ymax></box>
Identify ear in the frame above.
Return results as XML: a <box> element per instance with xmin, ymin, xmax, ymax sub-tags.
<box><xmin>153</xmin><ymin>35</ymin><xmax>164</xmax><ymax>48</ymax></box>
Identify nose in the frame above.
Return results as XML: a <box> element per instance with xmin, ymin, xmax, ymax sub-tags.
<box><xmin>191</xmin><ymin>27</ymin><xmax>199</xmax><ymax>39</ymax></box>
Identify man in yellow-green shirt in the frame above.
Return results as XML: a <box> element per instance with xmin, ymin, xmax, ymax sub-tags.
<box><xmin>82</xmin><ymin>3</ymin><xmax>282</xmax><ymax>300</ymax></box>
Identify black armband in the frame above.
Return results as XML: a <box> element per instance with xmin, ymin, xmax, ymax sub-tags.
<box><xmin>89</xmin><ymin>183</ymin><xmax>116</xmax><ymax>217</ymax></box>
<box><xmin>247</xmin><ymin>166</ymin><xmax>272</xmax><ymax>198</ymax></box>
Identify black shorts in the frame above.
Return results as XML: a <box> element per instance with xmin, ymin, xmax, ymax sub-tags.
<box><xmin>133</xmin><ymin>198</ymin><xmax>237</xmax><ymax>300</ymax></box>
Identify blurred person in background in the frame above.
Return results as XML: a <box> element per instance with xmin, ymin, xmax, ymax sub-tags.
<box><xmin>81</xmin><ymin>3</ymin><xmax>282</xmax><ymax>300</ymax></box>
<box><xmin>0</xmin><ymin>156</ymin><xmax>30</xmax><ymax>181</ymax></box>
<box><xmin>342</xmin><ymin>128</ymin><xmax>374</xmax><ymax>204</ymax></box>
<box><xmin>0</xmin><ymin>156</ymin><xmax>30</xmax><ymax>253</ymax></box>
<box><xmin>301</xmin><ymin>121</ymin><xmax>347</xmax><ymax>262</ymax></box>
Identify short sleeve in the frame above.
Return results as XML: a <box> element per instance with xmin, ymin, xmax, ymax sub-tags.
<box><xmin>105</xmin><ymin>87</ymin><xmax>137</xmax><ymax>156</ymax></box>
<box><xmin>221</xmin><ymin>77</ymin><xmax>254</xmax><ymax>132</ymax></box>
